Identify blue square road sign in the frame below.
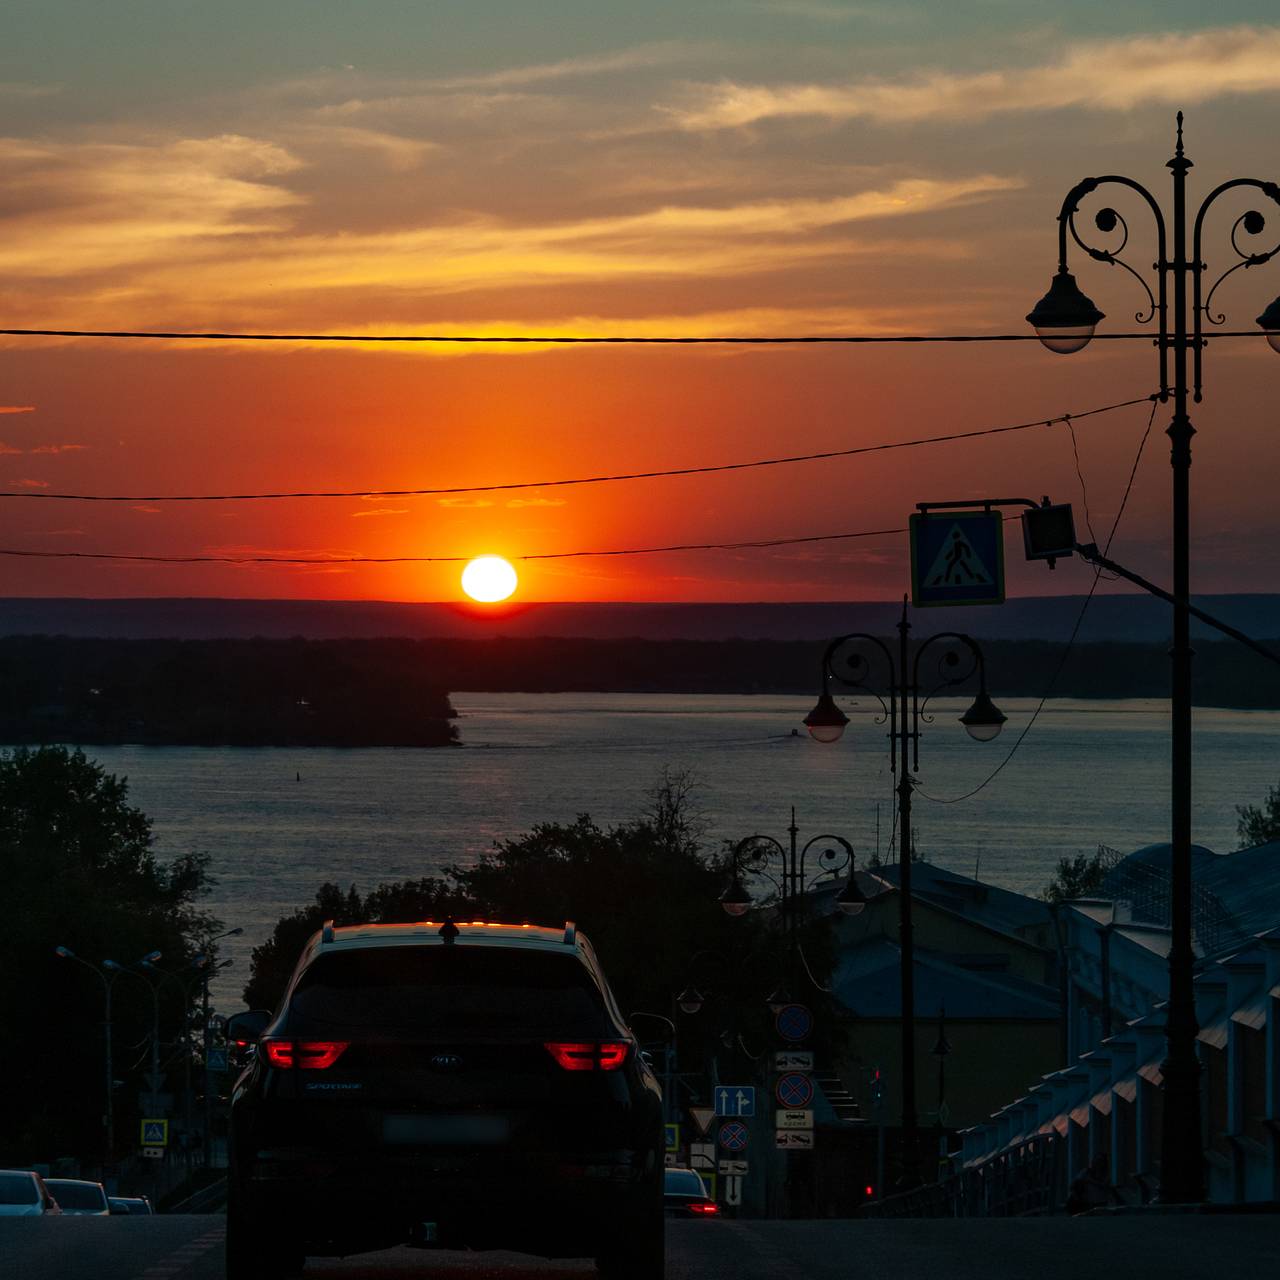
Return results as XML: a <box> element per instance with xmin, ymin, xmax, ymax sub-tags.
<box><xmin>910</xmin><ymin>512</ymin><xmax>1005</xmax><ymax>608</ymax></box>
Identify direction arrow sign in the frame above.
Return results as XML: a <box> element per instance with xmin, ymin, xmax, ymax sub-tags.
<box><xmin>690</xmin><ymin>1142</ymin><xmax>716</xmax><ymax>1172</ymax></box>
<box><xmin>714</xmin><ymin>1085</ymin><xmax>755</xmax><ymax>1117</ymax></box>
<box><xmin>776</xmin><ymin>1130</ymin><xmax>815</xmax><ymax>1149</ymax></box>
<box><xmin>718</xmin><ymin>1158</ymin><xmax>748</xmax><ymax>1176</ymax></box>
<box><xmin>910</xmin><ymin>511</ymin><xmax>1005</xmax><ymax>608</ymax></box>
<box><xmin>688</xmin><ymin>1105</ymin><xmax>716</xmax><ymax>1136</ymax></box>
<box><xmin>725</xmin><ymin>1174</ymin><xmax>742</xmax><ymax>1207</ymax></box>
<box><xmin>775</xmin><ymin>1072</ymin><xmax>815</xmax><ymax>1109</ymax></box>
<box><xmin>776</xmin><ymin>1109</ymin><xmax>814</xmax><ymax>1130</ymax></box>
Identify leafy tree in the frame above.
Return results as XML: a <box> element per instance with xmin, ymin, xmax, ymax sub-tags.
<box><xmin>0</xmin><ymin>747</ymin><xmax>218</xmax><ymax>1165</ymax></box>
<box><xmin>1042</xmin><ymin>845</ymin><xmax>1121</xmax><ymax>903</ymax></box>
<box><xmin>1236</xmin><ymin>780</ymin><xmax>1280</xmax><ymax>848</ymax></box>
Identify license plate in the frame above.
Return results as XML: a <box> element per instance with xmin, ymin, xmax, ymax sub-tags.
<box><xmin>382</xmin><ymin>1114</ymin><xmax>510</xmax><ymax>1145</ymax></box>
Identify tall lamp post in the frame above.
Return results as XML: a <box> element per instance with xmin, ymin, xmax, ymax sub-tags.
<box><xmin>104</xmin><ymin>953</ymin><xmax>165</xmax><ymax>1113</ymax></box>
<box><xmin>201</xmin><ymin>926</ymin><xmax>242</xmax><ymax>1164</ymax></box>
<box><xmin>1025</xmin><ymin>114</ymin><xmax>1280</xmax><ymax>1203</ymax></box>
<box><xmin>802</xmin><ymin>597</ymin><xmax>1005</xmax><ymax>1181</ymax></box>
<box><xmin>719</xmin><ymin>813</ymin><xmax>868</xmax><ymax>988</ymax></box>
<box><xmin>54</xmin><ymin>946</ymin><xmax>120</xmax><ymax>1164</ymax></box>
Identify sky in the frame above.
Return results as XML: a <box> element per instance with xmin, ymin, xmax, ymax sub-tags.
<box><xmin>2</xmin><ymin>1</ymin><xmax>1280</xmax><ymax>603</ymax></box>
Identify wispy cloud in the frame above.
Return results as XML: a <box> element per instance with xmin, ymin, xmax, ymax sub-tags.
<box><xmin>506</xmin><ymin>497</ymin><xmax>567</xmax><ymax>508</ymax></box>
<box><xmin>438</xmin><ymin>497</ymin><xmax>495</xmax><ymax>509</ymax></box>
<box><xmin>668</xmin><ymin>24</ymin><xmax>1280</xmax><ymax>128</ymax></box>
<box><xmin>0</xmin><ymin>405</ymin><xmax>35</xmax><ymax>414</ymax></box>
<box><xmin>351</xmin><ymin>507</ymin><xmax>410</xmax><ymax>517</ymax></box>
<box><xmin>14</xmin><ymin>478</ymin><xmax>49</xmax><ymax>488</ymax></box>
<box><xmin>132</xmin><ymin>504</ymin><xmax>162</xmax><ymax>514</ymax></box>
<box><xmin>30</xmin><ymin>443</ymin><xmax>87</xmax><ymax>454</ymax></box>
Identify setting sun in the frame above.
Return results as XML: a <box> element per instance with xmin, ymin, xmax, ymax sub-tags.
<box><xmin>461</xmin><ymin>555</ymin><xmax>519</xmax><ymax>603</ymax></box>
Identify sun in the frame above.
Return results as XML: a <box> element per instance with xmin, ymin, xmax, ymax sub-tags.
<box><xmin>461</xmin><ymin>555</ymin><xmax>518</xmax><ymax>603</ymax></box>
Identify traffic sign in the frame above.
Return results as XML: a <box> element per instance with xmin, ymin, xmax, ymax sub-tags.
<box><xmin>910</xmin><ymin>511</ymin><xmax>1005</xmax><ymax>608</ymax></box>
<box><xmin>690</xmin><ymin>1142</ymin><xmax>716</xmax><ymax>1172</ymax></box>
<box><xmin>776</xmin><ymin>1130</ymin><xmax>815</xmax><ymax>1150</ymax></box>
<box><xmin>775</xmin><ymin>1072</ymin><xmax>814</xmax><ymax>1109</ymax></box>
<box><xmin>718</xmin><ymin>1120</ymin><xmax>749</xmax><ymax>1152</ymax></box>
<box><xmin>140</xmin><ymin>1118</ymin><xmax>168</xmax><ymax>1147</ymax></box>
<box><xmin>718</xmin><ymin>1159</ymin><xmax>748</xmax><ymax>1176</ymax></box>
<box><xmin>725</xmin><ymin>1174</ymin><xmax>742</xmax><ymax>1207</ymax></box>
<box><xmin>206</xmin><ymin>1047</ymin><xmax>228</xmax><ymax>1073</ymax></box>
<box><xmin>664</xmin><ymin>1122</ymin><xmax>681</xmax><ymax>1153</ymax></box>
<box><xmin>140</xmin><ymin>1146</ymin><xmax>164</xmax><ymax>1160</ymax></box>
<box><xmin>776</xmin><ymin>1109</ymin><xmax>814</xmax><ymax>1130</ymax></box>
<box><xmin>688</xmin><ymin>1105</ymin><xmax>716</xmax><ymax>1136</ymax></box>
<box><xmin>774</xmin><ymin>1004</ymin><xmax>813</xmax><ymax>1043</ymax></box>
<box><xmin>774</xmin><ymin>1050</ymin><xmax>813</xmax><ymax>1071</ymax></box>
<box><xmin>714</xmin><ymin>1085</ymin><xmax>755</xmax><ymax>1117</ymax></box>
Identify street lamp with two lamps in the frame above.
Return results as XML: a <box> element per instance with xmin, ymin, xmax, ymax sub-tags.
<box><xmin>803</xmin><ymin>598</ymin><xmax>1005</xmax><ymax>1182</ymax></box>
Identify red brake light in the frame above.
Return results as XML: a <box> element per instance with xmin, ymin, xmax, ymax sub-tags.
<box><xmin>262</xmin><ymin>1039</ymin><xmax>349</xmax><ymax>1069</ymax></box>
<box><xmin>545</xmin><ymin>1042</ymin><xmax>631</xmax><ymax>1071</ymax></box>
<box><xmin>688</xmin><ymin>1201</ymin><xmax>720</xmax><ymax>1215</ymax></box>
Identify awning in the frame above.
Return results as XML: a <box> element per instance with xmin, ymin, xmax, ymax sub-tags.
<box><xmin>1138</xmin><ymin>1062</ymin><xmax>1164</xmax><ymax>1086</ymax></box>
<box><xmin>1113</xmin><ymin>1078</ymin><xmax>1138</xmax><ymax>1104</ymax></box>
<box><xmin>1090</xmin><ymin>1090</ymin><xmax>1113</xmax><ymax>1117</ymax></box>
<box><xmin>1197</xmin><ymin>1016</ymin><xmax>1229</xmax><ymax>1050</ymax></box>
<box><xmin>1231</xmin><ymin>996</ymin><xmax>1271</xmax><ymax>1031</ymax></box>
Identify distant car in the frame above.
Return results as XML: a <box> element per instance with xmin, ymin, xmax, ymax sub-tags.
<box><xmin>0</xmin><ymin>1169</ymin><xmax>62</xmax><ymax>1216</ymax></box>
<box><xmin>663</xmin><ymin>1168</ymin><xmax>719</xmax><ymax>1218</ymax></box>
<box><xmin>109</xmin><ymin>1196</ymin><xmax>154</xmax><ymax>1215</ymax></box>
<box><xmin>44</xmin><ymin>1178</ymin><xmax>110</xmax><ymax>1216</ymax></box>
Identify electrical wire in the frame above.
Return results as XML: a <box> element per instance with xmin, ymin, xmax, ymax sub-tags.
<box><xmin>1</xmin><ymin>395</ymin><xmax>1155</xmax><ymax>503</ymax></box>
<box><xmin>0</xmin><ymin>327</ymin><xmax>1270</xmax><ymax>345</ymax></box>
<box><xmin>915</xmin><ymin>395</ymin><xmax>1162</xmax><ymax>806</ymax></box>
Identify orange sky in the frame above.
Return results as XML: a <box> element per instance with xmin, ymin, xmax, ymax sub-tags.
<box><xmin>3</xmin><ymin>6</ymin><xmax>1280</xmax><ymax>602</ymax></box>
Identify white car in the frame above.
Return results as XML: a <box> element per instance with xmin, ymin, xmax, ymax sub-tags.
<box><xmin>0</xmin><ymin>1169</ymin><xmax>62</xmax><ymax>1216</ymax></box>
<box><xmin>44</xmin><ymin>1178</ymin><xmax>110</xmax><ymax>1216</ymax></box>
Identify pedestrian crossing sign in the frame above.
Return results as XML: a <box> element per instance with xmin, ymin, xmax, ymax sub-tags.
<box><xmin>910</xmin><ymin>512</ymin><xmax>1005</xmax><ymax>607</ymax></box>
<box><xmin>140</xmin><ymin>1118</ymin><xmax>168</xmax><ymax>1147</ymax></box>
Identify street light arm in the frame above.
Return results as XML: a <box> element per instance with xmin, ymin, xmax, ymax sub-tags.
<box><xmin>730</xmin><ymin>834</ymin><xmax>789</xmax><ymax>900</ymax></box>
<box><xmin>796</xmin><ymin>833</ymin><xmax>853</xmax><ymax>892</ymax></box>
<box><xmin>821</xmin><ymin>631</ymin><xmax>897</xmax><ymax>763</ymax></box>
<box><xmin>910</xmin><ymin>632</ymin><xmax>986</xmax><ymax>770</ymax></box>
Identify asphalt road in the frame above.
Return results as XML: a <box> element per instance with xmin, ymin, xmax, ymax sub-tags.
<box><xmin>2</xmin><ymin>1214</ymin><xmax>1276</xmax><ymax>1280</ymax></box>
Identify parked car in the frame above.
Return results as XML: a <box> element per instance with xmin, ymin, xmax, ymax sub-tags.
<box><xmin>109</xmin><ymin>1196</ymin><xmax>154</xmax><ymax>1215</ymax></box>
<box><xmin>44</xmin><ymin>1178</ymin><xmax>110</xmax><ymax>1216</ymax></box>
<box><xmin>663</xmin><ymin>1168</ymin><xmax>719</xmax><ymax>1217</ymax></box>
<box><xmin>226</xmin><ymin>918</ymin><xmax>664</xmax><ymax>1279</ymax></box>
<box><xmin>0</xmin><ymin>1169</ymin><xmax>62</xmax><ymax>1216</ymax></box>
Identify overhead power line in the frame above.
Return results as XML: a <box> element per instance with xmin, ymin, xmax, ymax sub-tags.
<box><xmin>2</xmin><ymin>394</ymin><xmax>1154</xmax><ymax>503</ymax></box>
<box><xmin>0</xmin><ymin>328</ymin><xmax>1270</xmax><ymax>345</ymax></box>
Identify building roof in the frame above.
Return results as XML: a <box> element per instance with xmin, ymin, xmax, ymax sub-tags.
<box><xmin>831</xmin><ymin>937</ymin><xmax>1059</xmax><ymax>1022</ymax></box>
<box><xmin>867</xmin><ymin>860</ymin><xmax>1053</xmax><ymax>937</ymax></box>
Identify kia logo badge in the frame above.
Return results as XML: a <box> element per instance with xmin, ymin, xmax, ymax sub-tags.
<box><xmin>430</xmin><ymin>1053</ymin><xmax>463</xmax><ymax>1071</ymax></box>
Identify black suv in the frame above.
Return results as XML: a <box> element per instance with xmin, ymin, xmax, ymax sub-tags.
<box><xmin>226</xmin><ymin>919</ymin><xmax>664</xmax><ymax>1277</ymax></box>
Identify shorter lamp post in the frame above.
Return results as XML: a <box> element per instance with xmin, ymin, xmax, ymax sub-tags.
<box><xmin>803</xmin><ymin>597</ymin><xmax>1004</xmax><ymax>1181</ymax></box>
<box><xmin>103</xmin><ymin>952</ymin><xmax>165</xmax><ymax>1114</ymax></box>
<box><xmin>200</xmin><ymin>927</ymin><xmax>242</xmax><ymax>1163</ymax></box>
<box><xmin>54</xmin><ymin>946</ymin><xmax>119</xmax><ymax>1164</ymax></box>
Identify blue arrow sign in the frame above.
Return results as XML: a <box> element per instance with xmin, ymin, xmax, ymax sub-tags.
<box><xmin>714</xmin><ymin>1085</ymin><xmax>756</xmax><ymax>1117</ymax></box>
<box><xmin>910</xmin><ymin>511</ymin><xmax>1005</xmax><ymax>608</ymax></box>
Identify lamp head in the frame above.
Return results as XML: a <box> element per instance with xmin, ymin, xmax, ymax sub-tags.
<box><xmin>103</xmin><ymin>959</ymin><xmax>123</xmax><ymax>972</ymax></box>
<box><xmin>1027</xmin><ymin>269</ymin><xmax>1104</xmax><ymax>354</ymax></box>
<box><xmin>836</xmin><ymin>875</ymin><xmax>868</xmax><ymax>917</ymax></box>
<box><xmin>54</xmin><ymin>945</ymin><xmax>74</xmax><ymax>959</ymax></box>
<box><xmin>719</xmin><ymin>877</ymin><xmax>753</xmax><ymax>918</ymax></box>
<box><xmin>803</xmin><ymin>691</ymin><xmax>849</xmax><ymax>744</ymax></box>
<box><xmin>960</xmin><ymin>690</ymin><xmax>1007</xmax><ymax>742</ymax></box>
<box><xmin>676</xmin><ymin>985</ymin><xmax>705</xmax><ymax>1015</ymax></box>
<box><xmin>765</xmin><ymin>984</ymin><xmax>793</xmax><ymax>1014</ymax></box>
<box><xmin>141</xmin><ymin>950</ymin><xmax>162</xmax><ymax>965</ymax></box>
<box><xmin>1257</xmin><ymin>295</ymin><xmax>1280</xmax><ymax>354</ymax></box>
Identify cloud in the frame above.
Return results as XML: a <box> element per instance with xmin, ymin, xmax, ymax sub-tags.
<box><xmin>506</xmin><ymin>497</ymin><xmax>567</xmax><ymax>508</ymax></box>
<box><xmin>131</xmin><ymin>504</ymin><xmax>162</xmax><ymax>514</ymax></box>
<box><xmin>0</xmin><ymin>405</ymin><xmax>35</xmax><ymax>414</ymax></box>
<box><xmin>0</xmin><ymin>134</ymin><xmax>303</xmax><ymax>277</ymax></box>
<box><xmin>351</xmin><ymin>507</ymin><xmax>410</xmax><ymax>517</ymax></box>
<box><xmin>667</xmin><ymin>25</ymin><xmax>1280</xmax><ymax>128</ymax></box>
<box><xmin>14</xmin><ymin>478</ymin><xmax>49</xmax><ymax>487</ymax></box>
<box><xmin>30</xmin><ymin>443</ymin><xmax>87</xmax><ymax>454</ymax></box>
<box><xmin>437</xmin><ymin>497</ymin><xmax>495</xmax><ymax>508</ymax></box>
<box><xmin>0</xmin><ymin>442</ymin><xmax>21</xmax><ymax>455</ymax></box>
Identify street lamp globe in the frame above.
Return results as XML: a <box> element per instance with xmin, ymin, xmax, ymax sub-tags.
<box><xmin>676</xmin><ymin>986</ymin><xmax>705</xmax><ymax>1015</ymax></box>
<box><xmin>719</xmin><ymin>878</ymin><xmax>753</xmax><ymax>917</ymax></box>
<box><xmin>836</xmin><ymin>876</ymin><xmax>868</xmax><ymax>917</ymax></box>
<box><xmin>959</xmin><ymin>690</ymin><xmax>1007</xmax><ymax>742</ymax></box>
<box><xmin>1257</xmin><ymin>296</ymin><xmax>1280</xmax><ymax>354</ymax></box>
<box><xmin>803</xmin><ymin>691</ymin><xmax>849</xmax><ymax>744</ymax></box>
<box><xmin>1026</xmin><ymin>269</ymin><xmax>1105</xmax><ymax>354</ymax></box>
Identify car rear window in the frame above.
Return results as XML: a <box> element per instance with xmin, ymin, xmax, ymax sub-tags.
<box><xmin>0</xmin><ymin>1173</ymin><xmax>38</xmax><ymax>1205</ymax></box>
<box><xmin>47</xmin><ymin>1181</ymin><xmax>105</xmax><ymax>1209</ymax></box>
<box><xmin>664</xmin><ymin>1170</ymin><xmax>706</xmax><ymax>1196</ymax></box>
<box><xmin>289</xmin><ymin>945</ymin><xmax>611</xmax><ymax>1035</ymax></box>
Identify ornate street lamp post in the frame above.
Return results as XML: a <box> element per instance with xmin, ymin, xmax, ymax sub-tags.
<box><xmin>1026</xmin><ymin>113</ymin><xmax>1280</xmax><ymax>1204</ymax></box>
<box><xmin>803</xmin><ymin>597</ymin><xmax>1004</xmax><ymax>1182</ymax></box>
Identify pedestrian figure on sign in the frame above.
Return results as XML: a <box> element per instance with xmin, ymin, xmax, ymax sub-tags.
<box><xmin>933</xmin><ymin>530</ymin><xmax>978</xmax><ymax>585</ymax></box>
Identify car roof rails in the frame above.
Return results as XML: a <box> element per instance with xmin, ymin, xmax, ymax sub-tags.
<box><xmin>321</xmin><ymin>919</ymin><xmax>335</xmax><ymax>944</ymax></box>
<box><xmin>563</xmin><ymin>921</ymin><xmax>576</xmax><ymax>946</ymax></box>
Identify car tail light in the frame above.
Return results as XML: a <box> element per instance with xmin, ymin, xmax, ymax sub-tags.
<box><xmin>262</xmin><ymin>1039</ymin><xmax>350</xmax><ymax>1069</ymax></box>
<box><xmin>544</xmin><ymin>1041</ymin><xmax>630</xmax><ymax>1071</ymax></box>
<box><xmin>687</xmin><ymin>1201</ymin><xmax>720</xmax><ymax>1216</ymax></box>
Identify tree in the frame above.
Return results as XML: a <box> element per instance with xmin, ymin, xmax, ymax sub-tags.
<box><xmin>0</xmin><ymin>747</ymin><xmax>218</xmax><ymax>1164</ymax></box>
<box><xmin>1042</xmin><ymin>845</ymin><xmax>1122</xmax><ymax>903</ymax></box>
<box><xmin>1236</xmin><ymin>780</ymin><xmax>1280</xmax><ymax>848</ymax></box>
